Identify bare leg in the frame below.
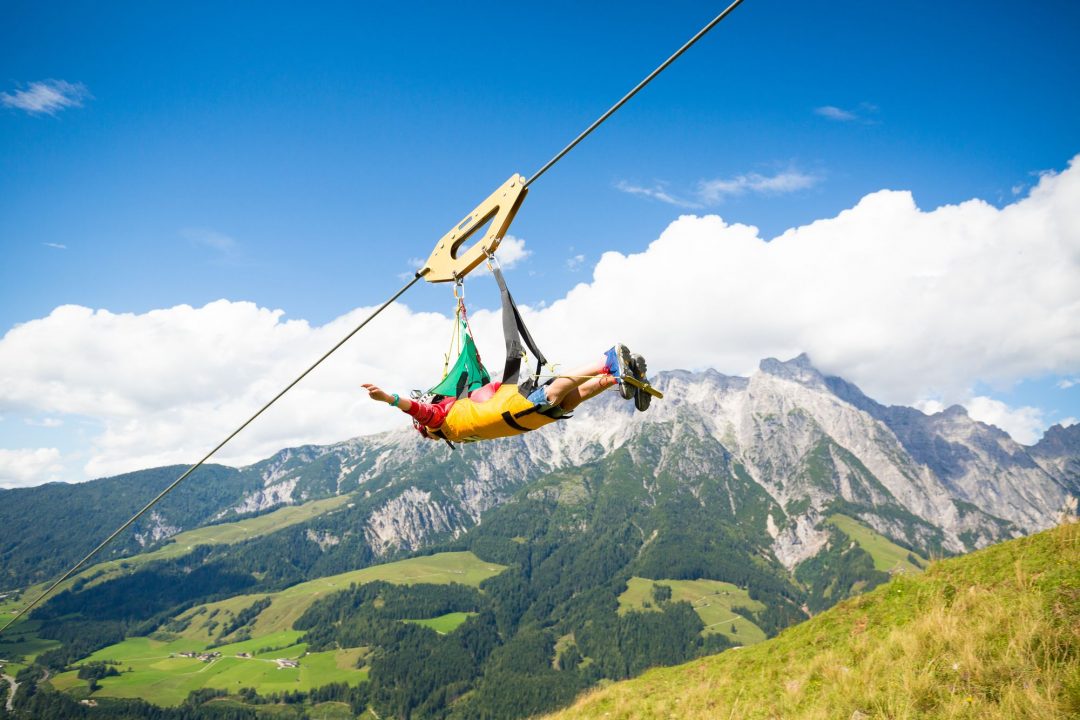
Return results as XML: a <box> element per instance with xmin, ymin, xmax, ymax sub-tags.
<box><xmin>543</xmin><ymin>360</ymin><xmax>608</xmax><ymax>406</ymax></box>
<box><xmin>558</xmin><ymin>374</ymin><xmax>616</xmax><ymax>411</ymax></box>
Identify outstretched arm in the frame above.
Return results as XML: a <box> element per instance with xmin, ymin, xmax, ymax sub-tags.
<box><xmin>362</xmin><ymin>383</ymin><xmax>448</xmax><ymax>430</ymax></box>
<box><xmin>362</xmin><ymin>383</ymin><xmax>414</xmax><ymax>414</ymax></box>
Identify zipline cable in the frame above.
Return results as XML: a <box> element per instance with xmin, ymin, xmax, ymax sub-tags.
<box><xmin>0</xmin><ymin>272</ymin><xmax>425</xmax><ymax>636</ymax></box>
<box><xmin>0</xmin><ymin>0</ymin><xmax>748</xmax><ymax>637</ymax></box>
<box><xmin>525</xmin><ymin>0</ymin><xmax>747</xmax><ymax>188</ymax></box>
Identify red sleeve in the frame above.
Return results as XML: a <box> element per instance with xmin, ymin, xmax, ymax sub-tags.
<box><xmin>406</xmin><ymin>397</ymin><xmax>451</xmax><ymax>429</ymax></box>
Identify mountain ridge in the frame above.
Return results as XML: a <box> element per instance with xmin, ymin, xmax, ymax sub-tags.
<box><xmin>2</xmin><ymin>357</ymin><xmax>1075</xmax><ymax>593</ymax></box>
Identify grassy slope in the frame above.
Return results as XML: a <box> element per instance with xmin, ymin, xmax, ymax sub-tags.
<box><xmin>404</xmin><ymin>611</ymin><xmax>477</xmax><ymax>634</ymax></box>
<box><xmin>828</xmin><ymin>514</ymin><xmax>927</xmax><ymax>574</ymax></box>
<box><xmin>544</xmin><ymin>522</ymin><xmax>1080</xmax><ymax>720</ymax></box>
<box><xmin>618</xmin><ymin>578</ymin><xmax>766</xmax><ymax>645</ymax></box>
<box><xmin>174</xmin><ymin>551</ymin><xmax>505</xmax><ymax>642</ymax></box>
<box><xmin>51</xmin><ymin>633</ymin><xmax>367</xmax><ymax>706</ymax></box>
<box><xmin>52</xmin><ymin>551</ymin><xmax>505</xmax><ymax>705</ymax></box>
<box><xmin>78</xmin><ymin>494</ymin><xmax>355</xmax><ymax>591</ymax></box>
<box><xmin>0</xmin><ymin>493</ymin><xmax>354</xmax><ymax>633</ymax></box>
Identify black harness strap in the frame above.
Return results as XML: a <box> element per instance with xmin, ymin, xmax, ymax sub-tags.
<box><xmin>500</xmin><ymin>411</ymin><xmax>531</xmax><ymax>433</ymax></box>
<box><xmin>491</xmin><ymin>264</ymin><xmax>548</xmax><ymax>387</ymax></box>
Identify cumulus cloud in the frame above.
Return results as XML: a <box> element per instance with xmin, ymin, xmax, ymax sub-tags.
<box><xmin>0</xmin><ymin>448</ymin><xmax>64</xmax><ymax>488</ymax></box>
<box><xmin>2</xmin><ymin>80</ymin><xmax>90</xmax><ymax>115</ymax></box>
<box><xmin>1058</xmin><ymin>378</ymin><xmax>1078</xmax><ymax>389</ymax></box>
<box><xmin>964</xmin><ymin>397</ymin><xmax>1047</xmax><ymax>445</ymax></box>
<box><xmin>491</xmin><ymin>235</ymin><xmax>531</xmax><ymax>269</ymax></box>
<box><xmin>0</xmin><ymin>300</ymin><xmax>460</xmax><ymax>479</ymax></box>
<box><xmin>2</xmin><ymin>155</ymin><xmax>1079</xmax><ymax>480</ymax></box>
<box><xmin>537</xmin><ymin>155</ymin><xmax>1080</xmax><ymax>429</ymax></box>
<box><xmin>617</xmin><ymin>168</ymin><xmax>819</xmax><ymax>207</ymax></box>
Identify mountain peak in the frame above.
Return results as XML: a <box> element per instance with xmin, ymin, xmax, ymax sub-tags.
<box><xmin>758</xmin><ymin>353</ymin><xmax>824</xmax><ymax>386</ymax></box>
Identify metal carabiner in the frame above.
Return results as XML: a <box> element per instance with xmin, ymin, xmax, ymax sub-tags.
<box><xmin>453</xmin><ymin>278</ymin><xmax>465</xmax><ymax>301</ymax></box>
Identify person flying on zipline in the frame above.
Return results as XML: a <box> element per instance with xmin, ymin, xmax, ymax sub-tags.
<box><xmin>363</xmin><ymin>343</ymin><xmax>650</xmax><ymax>443</ymax></box>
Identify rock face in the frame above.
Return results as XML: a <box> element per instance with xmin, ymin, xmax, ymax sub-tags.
<box><xmin>221</xmin><ymin>355</ymin><xmax>1076</xmax><ymax>565</ymax></box>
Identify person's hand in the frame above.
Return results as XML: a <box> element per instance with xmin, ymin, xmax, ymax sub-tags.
<box><xmin>362</xmin><ymin>383</ymin><xmax>393</xmax><ymax>404</ymax></box>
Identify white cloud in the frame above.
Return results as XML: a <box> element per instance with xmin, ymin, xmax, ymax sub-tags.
<box><xmin>814</xmin><ymin>105</ymin><xmax>857</xmax><ymax>121</ymax></box>
<box><xmin>615</xmin><ymin>181</ymin><xmax>702</xmax><ymax>209</ymax></box>
<box><xmin>566</xmin><ymin>254</ymin><xmax>585</xmax><ymax>271</ymax></box>
<box><xmin>1060</xmin><ymin>417</ymin><xmax>1078</xmax><ymax>428</ymax></box>
<box><xmin>0</xmin><ymin>448</ymin><xmax>64</xmax><ymax>488</ymax></box>
<box><xmin>1058</xmin><ymin>378</ymin><xmax>1078</xmax><ymax>389</ymax></box>
<box><xmin>0</xmin><ymin>300</ymin><xmax>456</xmax><ymax>479</ymax></box>
<box><xmin>3</xmin><ymin>155</ymin><xmax>1080</xmax><ymax>482</ymax></box>
<box><xmin>43</xmin><ymin>242</ymin><xmax>68</xmax><ymax>250</ymax></box>
<box><xmin>814</xmin><ymin>103</ymin><xmax>878</xmax><ymax>123</ymax></box>
<box><xmin>2</xmin><ymin>80</ymin><xmax>90</xmax><ymax>115</ymax></box>
<box><xmin>964</xmin><ymin>397</ymin><xmax>1046</xmax><ymax>445</ymax></box>
<box><xmin>617</xmin><ymin>169</ymin><xmax>819</xmax><ymax>207</ymax></box>
<box><xmin>696</xmin><ymin>170</ymin><xmax>819</xmax><ymax>203</ymax></box>
<box><xmin>492</xmin><ymin>235</ymin><xmax>531</xmax><ymax>269</ymax></box>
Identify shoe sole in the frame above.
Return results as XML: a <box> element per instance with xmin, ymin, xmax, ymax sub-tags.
<box><xmin>631</xmin><ymin>353</ymin><xmax>651</xmax><ymax>411</ymax></box>
<box><xmin>615</xmin><ymin>344</ymin><xmax>634</xmax><ymax>400</ymax></box>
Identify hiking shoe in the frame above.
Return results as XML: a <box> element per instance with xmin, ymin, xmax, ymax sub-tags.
<box><xmin>631</xmin><ymin>353</ymin><xmax>651</xmax><ymax>412</ymax></box>
<box><xmin>604</xmin><ymin>344</ymin><xmax>635</xmax><ymax>400</ymax></box>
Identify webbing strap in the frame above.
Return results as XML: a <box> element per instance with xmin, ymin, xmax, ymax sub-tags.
<box><xmin>500</xmin><ymin>411</ymin><xmax>531</xmax><ymax>433</ymax></box>
<box><xmin>491</xmin><ymin>264</ymin><xmax>548</xmax><ymax>385</ymax></box>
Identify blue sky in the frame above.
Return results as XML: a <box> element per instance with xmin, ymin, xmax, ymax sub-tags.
<box><xmin>2</xmin><ymin>0</ymin><xmax>1079</xmax><ymax>484</ymax></box>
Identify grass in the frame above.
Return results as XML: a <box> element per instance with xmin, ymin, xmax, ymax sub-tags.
<box><xmin>541</xmin><ymin>522</ymin><xmax>1080</xmax><ymax>720</ymax></box>
<box><xmin>173</xmin><ymin>551</ymin><xmax>505</xmax><ymax>643</ymax></box>
<box><xmin>618</xmin><ymin>577</ymin><xmax>766</xmax><ymax>645</ymax></box>
<box><xmin>0</xmin><ymin>493</ymin><xmax>355</xmax><ymax>630</ymax></box>
<box><xmin>0</xmin><ymin>619</ymin><xmax>60</xmax><ymax>664</ymax></box>
<box><xmin>51</xmin><ymin>632</ymin><xmax>369</xmax><ymax>706</ymax></box>
<box><xmin>828</xmin><ymin>513</ymin><xmax>927</xmax><ymax>573</ymax></box>
<box><xmin>49</xmin><ymin>551</ymin><xmax>504</xmax><ymax>706</ymax></box>
<box><xmin>403</xmin><ymin>611</ymin><xmax>476</xmax><ymax>634</ymax></box>
<box><xmin>80</xmin><ymin>494</ymin><xmax>356</xmax><ymax>591</ymax></box>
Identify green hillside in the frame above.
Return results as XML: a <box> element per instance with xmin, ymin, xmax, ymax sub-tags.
<box><xmin>828</xmin><ymin>513</ymin><xmax>927</xmax><ymax>574</ymax></box>
<box><xmin>0</xmin><ymin>492</ymin><xmax>354</xmax><ymax>629</ymax></box>
<box><xmin>543</xmin><ymin>522</ymin><xmax>1080</xmax><ymax>720</ymax></box>
<box><xmin>618</xmin><ymin>578</ymin><xmax>766</xmax><ymax>645</ymax></box>
<box><xmin>46</xmin><ymin>551</ymin><xmax>505</xmax><ymax>706</ymax></box>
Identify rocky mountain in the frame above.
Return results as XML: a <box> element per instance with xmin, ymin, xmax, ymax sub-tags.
<box><xmin>3</xmin><ymin>355</ymin><xmax>1074</xmax><ymax>594</ymax></box>
<box><xmin>269</xmin><ymin>353</ymin><xmax>1074</xmax><ymax>565</ymax></box>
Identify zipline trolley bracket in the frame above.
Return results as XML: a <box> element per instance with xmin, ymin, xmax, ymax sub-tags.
<box><xmin>420</xmin><ymin>173</ymin><xmax>528</xmax><ymax>283</ymax></box>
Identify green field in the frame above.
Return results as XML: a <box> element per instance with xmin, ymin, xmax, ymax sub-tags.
<box><xmin>404</xmin><ymin>611</ymin><xmax>476</xmax><ymax>634</ymax></box>
<box><xmin>49</xmin><ymin>551</ymin><xmax>505</xmax><ymax>705</ymax></box>
<box><xmin>827</xmin><ymin>514</ymin><xmax>927</xmax><ymax>573</ymax></box>
<box><xmin>174</xmin><ymin>551</ymin><xmax>506</xmax><ymax>644</ymax></box>
<box><xmin>618</xmin><ymin>577</ymin><xmax>766</xmax><ymax>645</ymax></box>
<box><xmin>0</xmin><ymin>619</ymin><xmax>60</xmax><ymax>667</ymax></box>
<box><xmin>51</xmin><ymin>632</ymin><xmax>369</xmax><ymax>706</ymax></box>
